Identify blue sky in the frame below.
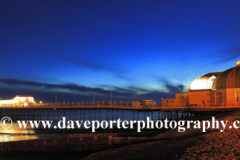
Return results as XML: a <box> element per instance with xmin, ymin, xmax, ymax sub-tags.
<box><xmin>0</xmin><ymin>0</ymin><xmax>240</xmax><ymax>103</ymax></box>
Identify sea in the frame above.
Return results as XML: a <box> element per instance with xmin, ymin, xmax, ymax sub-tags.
<box><xmin>0</xmin><ymin>109</ymin><xmax>189</xmax><ymax>142</ymax></box>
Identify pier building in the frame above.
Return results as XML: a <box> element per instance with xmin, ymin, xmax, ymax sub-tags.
<box><xmin>0</xmin><ymin>95</ymin><xmax>35</xmax><ymax>107</ymax></box>
<box><xmin>162</xmin><ymin>61</ymin><xmax>240</xmax><ymax>107</ymax></box>
<box><xmin>132</xmin><ymin>99</ymin><xmax>156</xmax><ymax>107</ymax></box>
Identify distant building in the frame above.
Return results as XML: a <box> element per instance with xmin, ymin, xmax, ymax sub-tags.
<box><xmin>0</xmin><ymin>95</ymin><xmax>35</xmax><ymax>107</ymax></box>
<box><xmin>132</xmin><ymin>99</ymin><xmax>156</xmax><ymax>108</ymax></box>
<box><xmin>162</xmin><ymin>61</ymin><xmax>240</xmax><ymax>107</ymax></box>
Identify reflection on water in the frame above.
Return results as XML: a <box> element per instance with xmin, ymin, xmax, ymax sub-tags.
<box><xmin>0</xmin><ymin>134</ymin><xmax>39</xmax><ymax>142</ymax></box>
<box><xmin>0</xmin><ymin>122</ymin><xmax>35</xmax><ymax>134</ymax></box>
<box><xmin>0</xmin><ymin>134</ymin><xmax>62</xmax><ymax>142</ymax></box>
<box><xmin>0</xmin><ymin>122</ymin><xmax>61</xmax><ymax>142</ymax></box>
<box><xmin>0</xmin><ymin>109</ymin><xmax>187</xmax><ymax>142</ymax></box>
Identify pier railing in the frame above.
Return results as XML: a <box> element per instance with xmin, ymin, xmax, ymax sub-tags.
<box><xmin>34</xmin><ymin>101</ymin><xmax>133</xmax><ymax>107</ymax></box>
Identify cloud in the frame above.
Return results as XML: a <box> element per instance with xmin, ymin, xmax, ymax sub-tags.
<box><xmin>0</xmin><ymin>78</ymin><xmax>183</xmax><ymax>103</ymax></box>
<box><xmin>153</xmin><ymin>75</ymin><xmax>185</xmax><ymax>93</ymax></box>
<box><xmin>0</xmin><ymin>79</ymin><xmax>140</xmax><ymax>97</ymax></box>
<box><xmin>213</xmin><ymin>45</ymin><xmax>240</xmax><ymax>63</ymax></box>
<box><xmin>0</xmin><ymin>78</ymin><xmax>109</xmax><ymax>94</ymax></box>
<box><xmin>65</xmin><ymin>58</ymin><xmax>110</xmax><ymax>71</ymax></box>
<box><xmin>64</xmin><ymin>57</ymin><xmax>131</xmax><ymax>81</ymax></box>
<box><xmin>18</xmin><ymin>76</ymin><xmax>62</xmax><ymax>83</ymax></box>
<box><xmin>165</xmin><ymin>82</ymin><xmax>184</xmax><ymax>93</ymax></box>
<box><xmin>137</xmin><ymin>91</ymin><xmax>176</xmax><ymax>101</ymax></box>
<box><xmin>64</xmin><ymin>57</ymin><xmax>125</xmax><ymax>73</ymax></box>
<box><xmin>0</xmin><ymin>87</ymin><xmax>96</xmax><ymax>103</ymax></box>
<box><xmin>113</xmin><ymin>73</ymin><xmax>132</xmax><ymax>81</ymax></box>
<box><xmin>0</xmin><ymin>86</ymin><xmax>175</xmax><ymax>104</ymax></box>
<box><xmin>0</xmin><ymin>79</ymin><xmax>44</xmax><ymax>87</ymax></box>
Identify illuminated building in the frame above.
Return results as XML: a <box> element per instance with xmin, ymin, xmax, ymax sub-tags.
<box><xmin>0</xmin><ymin>95</ymin><xmax>35</xmax><ymax>107</ymax></box>
<box><xmin>161</xmin><ymin>61</ymin><xmax>240</xmax><ymax>107</ymax></box>
<box><xmin>132</xmin><ymin>99</ymin><xmax>156</xmax><ymax>107</ymax></box>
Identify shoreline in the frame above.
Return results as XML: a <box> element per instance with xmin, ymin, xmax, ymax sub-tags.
<box><xmin>82</xmin><ymin>111</ymin><xmax>240</xmax><ymax>159</ymax></box>
<box><xmin>0</xmin><ymin>111</ymin><xmax>235</xmax><ymax>159</ymax></box>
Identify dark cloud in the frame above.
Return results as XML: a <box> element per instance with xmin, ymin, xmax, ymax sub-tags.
<box><xmin>153</xmin><ymin>76</ymin><xmax>185</xmax><ymax>93</ymax></box>
<box><xmin>0</xmin><ymin>78</ymin><xmax>112</xmax><ymax>95</ymax></box>
<box><xmin>65</xmin><ymin>58</ymin><xmax>111</xmax><ymax>72</ymax></box>
<box><xmin>98</xmin><ymin>85</ymin><xmax>149</xmax><ymax>94</ymax></box>
<box><xmin>113</xmin><ymin>73</ymin><xmax>132</xmax><ymax>81</ymax></box>
<box><xmin>64</xmin><ymin>57</ymin><xmax>131</xmax><ymax>81</ymax></box>
<box><xmin>0</xmin><ymin>87</ymin><xmax>96</xmax><ymax>103</ymax></box>
<box><xmin>0</xmin><ymin>79</ymin><xmax>44</xmax><ymax>87</ymax></box>
<box><xmin>0</xmin><ymin>78</ymin><xmax>184</xmax><ymax>104</ymax></box>
<box><xmin>64</xmin><ymin>57</ymin><xmax>125</xmax><ymax>73</ymax></box>
<box><xmin>0</xmin><ymin>86</ymin><xmax>175</xmax><ymax>104</ymax></box>
<box><xmin>0</xmin><ymin>78</ymin><xmax>145</xmax><ymax>98</ymax></box>
<box><xmin>128</xmin><ymin>86</ymin><xmax>149</xmax><ymax>92</ymax></box>
<box><xmin>18</xmin><ymin>76</ymin><xmax>62</xmax><ymax>83</ymax></box>
<box><xmin>165</xmin><ymin>83</ymin><xmax>184</xmax><ymax>93</ymax></box>
<box><xmin>137</xmin><ymin>91</ymin><xmax>176</xmax><ymax>101</ymax></box>
<box><xmin>213</xmin><ymin>45</ymin><xmax>240</xmax><ymax>63</ymax></box>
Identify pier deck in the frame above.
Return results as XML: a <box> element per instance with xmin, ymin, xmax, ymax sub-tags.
<box><xmin>0</xmin><ymin>105</ymin><xmax>239</xmax><ymax>112</ymax></box>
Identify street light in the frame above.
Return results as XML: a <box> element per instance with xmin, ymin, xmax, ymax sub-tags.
<box><xmin>110</xmin><ymin>93</ymin><xmax>112</xmax><ymax>105</ymax></box>
<box><xmin>93</xmin><ymin>93</ymin><xmax>95</xmax><ymax>106</ymax></box>
<box><xmin>55</xmin><ymin>96</ymin><xmax>57</xmax><ymax>103</ymax></box>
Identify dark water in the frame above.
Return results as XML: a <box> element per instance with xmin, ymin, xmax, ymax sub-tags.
<box><xmin>18</xmin><ymin>109</ymin><xmax>188</xmax><ymax>128</ymax></box>
<box><xmin>0</xmin><ymin>109</ymin><xmax>190</xmax><ymax>142</ymax></box>
<box><xmin>10</xmin><ymin>109</ymin><xmax>186</xmax><ymax>120</ymax></box>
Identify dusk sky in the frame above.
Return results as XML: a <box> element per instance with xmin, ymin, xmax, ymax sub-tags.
<box><xmin>1</xmin><ymin>0</ymin><xmax>240</xmax><ymax>103</ymax></box>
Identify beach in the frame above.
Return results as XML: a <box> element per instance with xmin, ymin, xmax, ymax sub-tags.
<box><xmin>0</xmin><ymin>111</ymin><xmax>239</xmax><ymax>159</ymax></box>
<box><xmin>82</xmin><ymin>111</ymin><xmax>240</xmax><ymax>160</ymax></box>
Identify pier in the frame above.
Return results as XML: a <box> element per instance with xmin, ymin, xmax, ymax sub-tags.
<box><xmin>0</xmin><ymin>101</ymin><xmax>239</xmax><ymax>112</ymax></box>
<box><xmin>0</xmin><ymin>100</ymin><xmax>238</xmax><ymax>129</ymax></box>
<box><xmin>0</xmin><ymin>101</ymin><xmax>237</xmax><ymax>129</ymax></box>
<box><xmin>0</xmin><ymin>101</ymin><xmax>196</xmax><ymax>130</ymax></box>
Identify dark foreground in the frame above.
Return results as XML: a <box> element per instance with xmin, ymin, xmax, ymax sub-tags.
<box><xmin>83</xmin><ymin>111</ymin><xmax>240</xmax><ymax>160</ymax></box>
<box><xmin>0</xmin><ymin>111</ymin><xmax>239</xmax><ymax>160</ymax></box>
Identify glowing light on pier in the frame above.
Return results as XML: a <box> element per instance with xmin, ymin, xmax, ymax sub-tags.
<box><xmin>0</xmin><ymin>95</ymin><xmax>35</xmax><ymax>107</ymax></box>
